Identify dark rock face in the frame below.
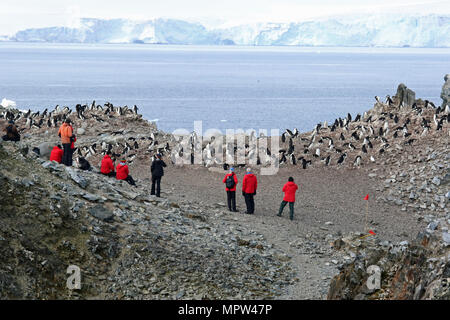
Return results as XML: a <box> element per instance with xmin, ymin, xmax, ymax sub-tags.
<box><xmin>395</xmin><ymin>83</ymin><xmax>416</xmax><ymax>107</ymax></box>
<box><xmin>327</xmin><ymin>230</ymin><xmax>450</xmax><ymax>300</ymax></box>
<box><xmin>441</xmin><ymin>74</ymin><xmax>450</xmax><ymax>108</ymax></box>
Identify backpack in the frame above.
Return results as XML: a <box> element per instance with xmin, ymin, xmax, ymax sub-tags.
<box><xmin>226</xmin><ymin>174</ymin><xmax>235</xmax><ymax>189</ymax></box>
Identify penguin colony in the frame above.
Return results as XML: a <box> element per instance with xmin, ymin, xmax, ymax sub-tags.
<box><xmin>276</xmin><ymin>96</ymin><xmax>449</xmax><ymax>170</ymax></box>
<box><xmin>0</xmin><ymin>101</ymin><xmax>172</xmax><ymax>166</ymax></box>
<box><xmin>1</xmin><ymin>93</ymin><xmax>449</xmax><ymax>171</ymax></box>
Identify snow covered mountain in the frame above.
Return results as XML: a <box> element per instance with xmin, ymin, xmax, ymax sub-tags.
<box><xmin>5</xmin><ymin>14</ymin><xmax>450</xmax><ymax>47</ymax></box>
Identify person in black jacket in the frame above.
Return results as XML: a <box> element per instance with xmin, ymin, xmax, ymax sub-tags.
<box><xmin>151</xmin><ymin>153</ymin><xmax>167</xmax><ymax>197</ymax></box>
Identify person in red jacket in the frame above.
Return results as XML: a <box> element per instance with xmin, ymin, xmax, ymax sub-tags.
<box><xmin>100</xmin><ymin>151</ymin><xmax>115</xmax><ymax>177</ymax></box>
<box><xmin>242</xmin><ymin>167</ymin><xmax>257</xmax><ymax>214</ymax></box>
<box><xmin>116</xmin><ymin>159</ymin><xmax>136</xmax><ymax>186</ymax></box>
<box><xmin>222</xmin><ymin>167</ymin><xmax>238</xmax><ymax>212</ymax></box>
<box><xmin>49</xmin><ymin>145</ymin><xmax>63</xmax><ymax>163</ymax></box>
<box><xmin>277</xmin><ymin>177</ymin><xmax>298</xmax><ymax>221</ymax></box>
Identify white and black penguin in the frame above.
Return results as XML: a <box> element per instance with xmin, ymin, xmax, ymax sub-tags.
<box><xmin>337</xmin><ymin>153</ymin><xmax>347</xmax><ymax>164</ymax></box>
<box><xmin>353</xmin><ymin>155</ymin><xmax>362</xmax><ymax>166</ymax></box>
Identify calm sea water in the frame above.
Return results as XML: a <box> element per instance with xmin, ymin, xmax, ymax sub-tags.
<box><xmin>0</xmin><ymin>43</ymin><xmax>449</xmax><ymax>134</ymax></box>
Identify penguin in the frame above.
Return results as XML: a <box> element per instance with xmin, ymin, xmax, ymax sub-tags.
<box><xmin>385</xmin><ymin>95</ymin><xmax>393</xmax><ymax>106</ymax></box>
<box><xmin>314</xmin><ymin>124</ymin><xmax>321</xmax><ymax>133</ymax></box>
<box><xmin>353</xmin><ymin>155</ymin><xmax>362</xmax><ymax>166</ymax></box>
<box><xmin>314</xmin><ymin>148</ymin><xmax>320</xmax><ymax>158</ymax></box>
<box><xmin>290</xmin><ymin>153</ymin><xmax>296</xmax><ymax>165</ymax></box>
<box><xmin>286</xmin><ymin>129</ymin><xmax>294</xmax><ymax>137</ymax></box>
<box><xmin>280</xmin><ymin>153</ymin><xmax>287</xmax><ymax>164</ymax></box>
<box><xmin>337</xmin><ymin>153</ymin><xmax>347</xmax><ymax>164</ymax></box>
<box><xmin>339</xmin><ymin>132</ymin><xmax>345</xmax><ymax>141</ymax></box>
<box><xmin>362</xmin><ymin>144</ymin><xmax>368</xmax><ymax>153</ymax></box>
<box><xmin>321</xmin><ymin>155</ymin><xmax>331</xmax><ymax>166</ymax></box>
<box><xmin>299</xmin><ymin>157</ymin><xmax>311</xmax><ymax>169</ymax></box>
<box><xmin>133</xmin><ymin>105</ymin><xmax>139</xmax><ymax>114</ymax></box>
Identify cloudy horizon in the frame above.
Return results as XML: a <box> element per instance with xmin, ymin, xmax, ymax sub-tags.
<box><xmin>1</xmin><ymin>0</ymin><xmax>450</xmax><ymax>35</ymax></box>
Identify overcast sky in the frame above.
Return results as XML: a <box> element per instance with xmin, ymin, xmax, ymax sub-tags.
<box><xmin>1</xmin><ymin>0</ymin><xmax>450</xmax><ymax>34</ymax></box>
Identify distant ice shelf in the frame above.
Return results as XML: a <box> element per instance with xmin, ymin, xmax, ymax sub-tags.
<box><xmin>3</xmin><ymin>14</ymin><xmax>450</xmax><ymax>48</ymax></box>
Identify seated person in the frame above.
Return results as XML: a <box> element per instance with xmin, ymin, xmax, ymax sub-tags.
<box><xmin>2</xmin><ymin>120</ymin><xmax>20</xmax><ymax>142</ymax></box>
<box><xmin>100</xmin><ymin>151</ymin><xmax>115</xmax><ymax>177</ymax></box>
<box><xmin>49</xmin><ymin>145</ymin><xmax>64</xmax><ymax>163</ymax></box>
<box><xmin>116</xmin><ymin>159</ymin><xmax>136</xmax><ymax>186</ymax></box>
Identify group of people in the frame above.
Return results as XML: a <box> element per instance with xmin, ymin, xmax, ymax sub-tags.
<box><xmin>99</xmin><ymin>151</ymin><xmax>136</xmax><ymax>186</ymax></box>
<box><xmin>223</xmin><ymin>168</ymin><xmax>299</xmax><ymax>220</ymax></box>
<box><xmin>3</xmin><ymin>118</ymin><xmax>297</xmax><ymax>218</ymax></box>
<box><xmin>50</xmin><ymin>119</ymin><xmax>168</xmax><ymax>190</ymax></box>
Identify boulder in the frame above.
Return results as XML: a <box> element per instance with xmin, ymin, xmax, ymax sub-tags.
<box><xmin>395</xmin><ymin>83</ymin><xmax>416</xmax><ymax>107</ymax></box>
<box><xmin>65</xmin><ymin>167</ymin><xmax>89</xmax><ymax>189</ymax></box>
<box><xmin>88</xmin><ymin>205</ymin><xmax>114</xmax><ymax>222</ymax></box>
<box><xmin>440</xmin><ymin>74</ymin><xmax>450</xmax><ymax>108</ymax></box>
<box><xmin>36</xmin><ymin>142</ymin><xmax>56</xmax><ymax>159</ymax></box>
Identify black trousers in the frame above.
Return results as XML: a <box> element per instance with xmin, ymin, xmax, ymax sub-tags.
<box><xmin>151</xmin><ymin>176</ymin><xmax>162</xmax><ymax>197</ymax></box>
<box><xmin>62</xmin><ymin>143</ymin><xmax>72</xmax><ymax>166</ymax></box>
<box><xmin>243</xmin><ymin>193</ymin><xmax>255</xmax><ymax>214</ymax></box>
<box><xmin>2</xmin><ymin>135</ymin><xmax>20</xmax><ymax>142</ymax></box>
<box><xmin>67</xmin><ymin>147</ymin><xmax>74</xmax><ymax>167</ymax></box>
<box><xmin>101</xmin><ymin>171</ymin><xmax>116</xmax><ymax>178</ymax></box>
<box><xmin>226</xmin><ymin>191</ymin><xmax>236</xmax><ymax>211</ymax></box>
<box><xmin>125</xmin><ymin>175</ymin><xmax>136</xmax><ymax>186</ymax></box>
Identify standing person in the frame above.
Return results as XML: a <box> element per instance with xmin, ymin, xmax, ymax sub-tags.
<box><xmin>223</xmin><ymin>167</ymin><xmax>238</xmax><ymax>212</ymax></box>
<box><xmin>277</xmin><ymin>177</ymin><xmax>298</xmax><ymax>221</ymax></box>
<box><xmin>242</xmin><ymin>167</ymin><xmax>257</xmax><ymax>214</ymax></box>
<box><xmin>49</xmin><ymin>145</ymin><xmax>64</xmax><ymax>163</ymax></box>
<box><xmin>2</xmin><ymin>120</ymin><xmax>20</xmax><ymax>142</ymax></box>
<box><xmin>100</xmin><ymin>151</ymin><xmax>115</xmax><ymax>177</ymax></box>
<box><xmin>116</xmin><ymin>159</ymin><xmax>136</xmax><ymax>186</ymax></box>
<box><xmin>57</xmin><ymin>119</ymin><xmax>73</xmax><ymax>166</ymax></box>
<box><xmin>151</xmin><ymin>153</ymin><xmax>166</xmax><ymax>197</ymax></box>
<box><xmin>68</xmin><ymin>123</ymin><xmax>76</xmax><ymax>167</ymax></box>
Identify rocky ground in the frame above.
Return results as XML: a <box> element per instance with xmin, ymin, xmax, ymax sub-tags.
<box><xmin>0</xmin><ymin>82</ymin><xmax>449</xmax><ymax>299</ymax></box>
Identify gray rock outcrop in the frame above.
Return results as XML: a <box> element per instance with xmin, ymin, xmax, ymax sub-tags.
<box><xmin>395</xmin><ymin>83</ymin><xmax>416</xmax><ymax>107</ymax></box>
<box><xmin>441</xmin><ymin>74</ymin><xmax>450</xmax><ymax>108</ymax></box>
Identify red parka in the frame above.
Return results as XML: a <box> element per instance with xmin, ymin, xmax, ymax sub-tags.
<box><xmin>282</xmin><ymin>181</ymin><xmax>298</xmax><ymax>202</ymax></box>
<box><xmin>223</xmin><ymin>172</ymin><xmax>238</xmax><ymax>191</ymax></box>
<box><xmin>242</xmin><ymin>173</ymin><xmax>257</xmax><ymax>194</ymax></box>
<box><xmin>49</xmin><ymin>146</ymin><xmax>63</xmax><ymax>163</ymax></box>
<box><xmin>116</xmin><ymin>163</ymin><xmax>129</xmax><ymax>180</ymax></box>
<box><xmin>101</xmin><ymin>155</ymin><xmax>114</xmax><ymax>174</ymax></box>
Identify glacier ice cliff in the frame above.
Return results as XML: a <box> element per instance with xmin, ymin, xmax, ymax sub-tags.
<box><xmin>4</xmin><ymin>14</ymin><xmax>450</xmax><ymax>47</ymax></box>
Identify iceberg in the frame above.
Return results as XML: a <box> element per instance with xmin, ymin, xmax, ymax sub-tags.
<box><xmin>1</xmin><ymin>98</ymin><xmax>17</xmax><ymax>109</ymax></box>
